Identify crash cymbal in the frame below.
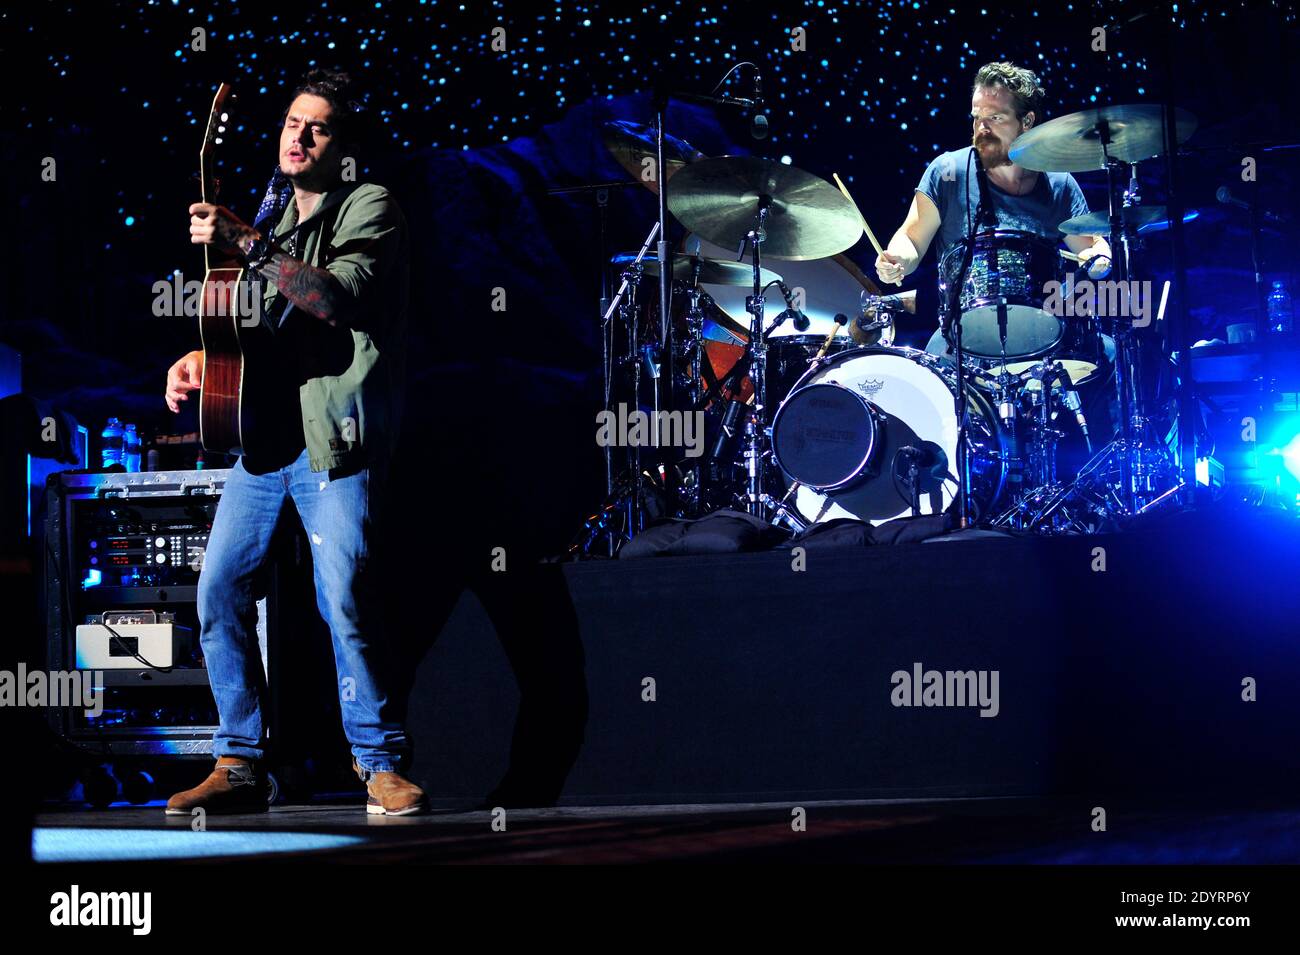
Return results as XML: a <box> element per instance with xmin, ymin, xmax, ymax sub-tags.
<box><xmin>1009</xmin><ymin>105</ymin><xmax>1197</xmax><ymax>172</ymax></box>
<box><xmin>610</xmin><ymin>252</ymin><xmax>783</xmax><ymax>288</ymax></box>
<box><xmin>1059</xmin><ymin>205</ymin><xmax>1175</xmax><ymax>235</ymax></box>
<box><xmin>666</xmin><ymin>156</ymin><xmax>863</xmax><ymax>260</ymax></box>
<box><xmin>603</xmin><ymin>120</ymin><xmax>705</xmax><ymax>194</ymax></box>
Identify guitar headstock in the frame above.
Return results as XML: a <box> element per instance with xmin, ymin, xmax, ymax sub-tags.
<box><xmin>199</xmin><ymin>83</ymin><xmax>233</xmax><ymax>203</ymax></box>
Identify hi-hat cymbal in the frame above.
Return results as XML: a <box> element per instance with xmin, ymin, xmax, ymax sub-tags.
<box><xmin>666</xmin><ymin>156</ymin><xmax>863</xmax><ymax>260</ymax></box>
<box><xmin>1059</xmin><ymin>205</ymin><xmax>1174</xmax><ymax>235</ymax></box>
<box><xmin>610</xmin><ymin>252</ymin><xmax>782</xmax><ymax>288</ymax></box>
<box><xmin>603</xmin><ymin>120</ymin><xmax>705</xmax><ymax>195</ymax></box>
<box><xmin>1009</xmin><ymin>104</ymin><xmax>1197</xmax><ymax>172</ymax></box>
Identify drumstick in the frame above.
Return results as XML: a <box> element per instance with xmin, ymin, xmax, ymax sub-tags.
<box><xmin>832</xmin><ymin>172</ymin><xmax>902</xmax><ymax>287</ymax></box>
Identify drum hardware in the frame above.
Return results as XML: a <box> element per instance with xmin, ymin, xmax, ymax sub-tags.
<box><xmin>693</xmin><ymin>234</ymin><xmax>889</xmax><ymax>422</ymax></box>
<box><xmin>595</xmin><ymin>220</ymin><xmax>662</xmax><ymax>543</ymax></box>
<box><xmin>678</xmin><ymin>279</ymin><xmax>707</xmax><ymax>422</ymax></box>
<box><xmin>547</xmin><ymin>176</ymin><xmax>660</xmax><ymax>553</ymax></box>
<box><xmin>860</xmin><ymin>289</ymin><xmax>916</xmax><ymax>314</ymax></box>
<box><xmin>1014</xmin><ymin>103</ymin><xmax>1199</xmax><ymax>513</ymax></box>
<box><xmin>1023</xmin><ymin>363</ymin><xmax>1066</xmax><ymax>489</ymax></box>
<box><xmin>667</xmin><ymin>155</ymin><xmax>862</xmax><ymax>517</ymax></box>
<box><xmin>981</xmin><ymin>355</ymin><xmax>1093</xmax><ymax>531</ymax></box>
<box><xmin>739</xmin><ymin>200</ymin><xmax>772</xmax><ymax>516</ymax></box>
<box><xmin>768</xmin><ymin>483</ymin><xmax>810</xmax><ymax>532</ymax></box>
<box><xmin>573</xmin><ymin>92</ymin><xmax>1221</xmax><ymax>547</ymax></box>
<box><xmin>944</xmin><ymin>232</ymin><xmax>980</xmax><ymax>528</ymax></box>
<box><xmin>1004</xmin><ymin>424</ymin><xmax>1184</xmax><ymax>534</ymax></box>
<box><xmin>856</xmin><ymin>289</ymin><xmax>910</xmax><ymax>342</ymax></box>
<box><xmin>855</xmin><ymin>315</ymin><xmax>892</xmax><ymax>336</ymax></box>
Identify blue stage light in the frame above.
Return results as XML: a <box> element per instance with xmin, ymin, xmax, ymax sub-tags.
<box><xmin>1271</xmin><ymin>432</ymin><xmax>1300</xmax><ymax>483</ymax></box>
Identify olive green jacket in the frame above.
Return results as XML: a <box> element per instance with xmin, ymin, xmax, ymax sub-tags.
<box><xmin>261</xmin><ymin>182</ymin><xmax>410</xmax><ymax>472</ymax></box>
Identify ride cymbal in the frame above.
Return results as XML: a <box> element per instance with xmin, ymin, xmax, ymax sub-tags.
<box><xmin>1009</xmin><ymin>104</ymin><xmax>1197</xmax><ymax>172</ymax></box>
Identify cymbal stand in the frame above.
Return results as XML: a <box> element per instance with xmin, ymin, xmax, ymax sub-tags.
<box><xmin>601</xmin><ymin>220</ymin><xmax>660</xmax><ymax>544</ymax></box>
<box><xmin>944</xmin><ymin>235</ymin><xmax>980</xmax><ymax>527</ymax></box>
<box><xmin>1099</xmin><ymin>145</ymin><xmax>1180</xmax><ymax>517</ymax></box>
<box><xmin>1092</xmin><ymin>129</ymin><xmax>1141</xmax><ymax>516</ymax></box>
<box><xmin>739</xmin><ymin>196</ymin><xmax>773</xmax><ymax>517</ymax></box>
<box><xmin>1025</xmin><ymin>361</ymin><xmax>1065</xmax><ymax>489</ymax></box>
<box><xmin>677</xmin><ymin>261</ymin><xmax>707</xmax><ymax>514</ymax></box>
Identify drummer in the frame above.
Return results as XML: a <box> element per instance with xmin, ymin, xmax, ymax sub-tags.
<box><xmin>874</xmin><ymin>61</ymin><xmax>1112</xmax><ymax>357</ymax></box>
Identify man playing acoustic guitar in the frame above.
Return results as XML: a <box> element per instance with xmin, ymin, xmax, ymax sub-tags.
<box><xmin>164</xmin><ymin>69</ymin><xmax>425</xmax><ymax>815</ymax></box>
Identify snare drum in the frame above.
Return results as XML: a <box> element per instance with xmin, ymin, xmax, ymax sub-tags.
<box><xmin>938</xmin><ymin>229</ymin><xmax>1065</xmax><ymax>361</ymax></box>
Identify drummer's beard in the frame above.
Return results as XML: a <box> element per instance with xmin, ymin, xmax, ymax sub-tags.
<box><xmin>972</xmin><ymin>131</ymin><xmax>1011</xmax><ymax>168</ymax></box>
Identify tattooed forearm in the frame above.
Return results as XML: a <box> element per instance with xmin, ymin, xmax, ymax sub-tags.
<box><xmin>255</xmin><ymin>250</ymin><xmax>349</xmax><ymax>326</ymax></box>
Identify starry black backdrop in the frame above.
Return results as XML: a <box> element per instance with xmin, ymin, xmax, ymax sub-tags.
<box><xmin>4</xmin><ymin>0</ymin><xmax>1299</xmax><ymax>558</ymax></box>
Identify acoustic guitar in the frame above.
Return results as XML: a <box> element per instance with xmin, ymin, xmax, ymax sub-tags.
<box><xmin>196</xmin><ymin>83</ymin><xmax>284</xmax><ymax>459</ymax></box>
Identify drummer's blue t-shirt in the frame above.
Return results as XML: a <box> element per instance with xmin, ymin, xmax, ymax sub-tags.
<box><xmin>916</xmin><ymin>146</ymin><xmax>1090</xmax><ymax>266</ymax></box>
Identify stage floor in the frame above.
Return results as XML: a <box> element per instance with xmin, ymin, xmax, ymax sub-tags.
<box><xmin>32</xmin><ymin>795</ymin><xmax>1300</xmax><ymax>864</ymax></box>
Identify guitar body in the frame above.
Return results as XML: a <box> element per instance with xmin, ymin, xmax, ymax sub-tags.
<box><xmin>195</xmin><ymin>83</ymin><xmax>290</xmax><ymax>460</ymax></box>
<box><xmin>198</xmin><ymin>260</ymin><xmax>283</xmax><ymax>459</ymax></box>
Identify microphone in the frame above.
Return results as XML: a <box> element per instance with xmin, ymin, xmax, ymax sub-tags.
<box><xmin>750</xmin><ymin>67</ymin><xmax>768</xmax><ymax>140</ymax></box>
<box><xmin>893</xmin><ymin>442</ymin><xmax>948</xmax><ymax>513</ymax></box>
<box><xmin>776</xmin><ymin>282</ymin><xmax>810</xmax><ymax>331</ymax></box>
<box><xmin>1055</xmin><ymin>368</ymin><xmax>1091</xmax><ymax>451</ymax></box>
<box><xmin>1217</xmin><ymin>186</ymin><xmax>1291</xmax><ymax>225</ymax></box>
<box><xmin>709</xmin><ymin>399</ymin><xmax>746</xmax><ymax>463</ymax></box>
<box><xmin>973</xmin><ymin>158</ymin><xmax>997</xmax><ymax>230</ymax></box>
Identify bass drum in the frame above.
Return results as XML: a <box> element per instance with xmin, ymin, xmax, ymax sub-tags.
<box><xmin>772</xmin><ymin>346</ymin><xmax>1009</xmax><ymax>526</ymax></box>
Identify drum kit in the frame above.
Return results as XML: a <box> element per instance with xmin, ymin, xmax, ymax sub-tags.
<box><xmin>574</xmin><ymin>101</ymin><xmax>1200</xmax><ymax>553</ymax></box>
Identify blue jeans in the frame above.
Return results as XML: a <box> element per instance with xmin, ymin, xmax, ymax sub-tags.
<box><xmin>197</xmin><ymin>448</ymin><xmax>409</xmax><ymax>773</ymax></box>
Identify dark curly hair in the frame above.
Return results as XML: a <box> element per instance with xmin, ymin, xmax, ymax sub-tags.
<box><xmin>283</xmin><ymin>69</ymin><xmax>369</xmax><ymax>151</ymax></box>
<box><xmin>972</xmin><ymin>62</ymin><xmax>1046</xmax><ymax>123</ymax></box>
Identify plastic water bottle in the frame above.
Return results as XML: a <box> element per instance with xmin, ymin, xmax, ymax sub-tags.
<box><xmin>123</xmin><ymin>424</ymin><xmax>142</xmax><ymax>472</ymax></box>
<box><xmin>1268</xmin><ymin>280</ymin><xmax>1293</xmax><ymax>335</ymax></box>
<box><xmin>101</xmin><ymin>418</ymin><xmax>124</xmax><ymax>469</ymax></box>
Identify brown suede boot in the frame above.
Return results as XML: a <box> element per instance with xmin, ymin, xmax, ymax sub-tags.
<box><xmin>165</xmin><ymin>757</ymin><xmax>270</xmax><ymax>815</ymax></box>
<box><xmin>352</xmin><ymin>759</ymin><xmax>429</xmax><ymax>815</ymax></box>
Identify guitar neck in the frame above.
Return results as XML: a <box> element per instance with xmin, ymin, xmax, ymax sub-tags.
<box><xmin>199</xmin><ymin>82</ymin><xmax>239</xmax><ymax>274</ymax></box>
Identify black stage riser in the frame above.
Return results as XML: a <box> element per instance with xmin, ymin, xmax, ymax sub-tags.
<box><xmin>404</xmin><ymin>509</ymin><xmax>1300</xmax><ymax>806</ymax></box>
